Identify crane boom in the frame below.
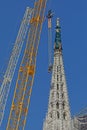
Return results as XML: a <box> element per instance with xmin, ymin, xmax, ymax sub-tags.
<box><xmin>0</xmin><ymin>7</ymin><xmax>32</xmax><ymax>125</ymax></box>
<box><xmin>6</xmin><ymin>0</ymin><xmax>47</xmax><ymax>129</ymax></box>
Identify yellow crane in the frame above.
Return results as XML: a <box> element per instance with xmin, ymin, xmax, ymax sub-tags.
<box><xmin>6</xmin><ymin>0</ymin><xmax>47</xmax><ymax>129</ymax></box>
<box><xmin>0</xmin><ymin>7</ymin><xmax>32</xmax><ymax>125</ymax></box>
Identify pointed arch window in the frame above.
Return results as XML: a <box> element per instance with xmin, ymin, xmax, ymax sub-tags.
<box><xmin>63</xmin><ymin>112</ymin><xmax>67</xmax><ymax>120</ymax></box>
<box><xmin>57</xmin><ymin>111</ymin><xmax>59</xmax><ymax>119</ymax></box>
<box><xmin>60</xmin><ymin>75</ymin><xmax>62</xmax><ymax>81</ymax></box>
<box><xmin>62</xmin><ymin>93</ymin><xmax>64</xmax><ymax>98</ymax></box>
<box><xmin>52</xmin><ymin>92</ymin><xmax>54</xmax><ymax>98</ymax></box>
<box><xmin>56</xmin><ymin>102</ymin><xmax>59</xmax><ymax>109</ymax></box>
<box><xmin>61</xmin><ymin>83</ymin><xmax>63</xmax><ymax>91</ymax></box>
<box><xmin>57</xmin><ymin>84</ymin><xmax>59</xmax><ymax>90</ymax></box>
<box><xmin>57</xmin><ymin>75</ymin><xmax>59</xmax><ymax>81</ymax></box>
<box><xmin>62</xmin><ymin>101</ymin><xmax>65</xmax><ymax>109</ymax></box>
<box><xmin>57</xmin><ymin>66</ymin><xmax>58</xmax><ymax>72</ymax></box>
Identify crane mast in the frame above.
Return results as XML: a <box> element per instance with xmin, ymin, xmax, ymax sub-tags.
<box><xmin>6</xmin><ymin>0</ymin><xmax>47</xmax><ymax>129</ymax></box>
<box><xmin>0</xmin><ymin>7</ymin><xmax>32</xmax><ymax>125</ymax></box>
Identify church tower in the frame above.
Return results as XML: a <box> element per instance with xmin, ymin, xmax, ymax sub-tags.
<box><xmin>43</xmin><ymin>18</ymin><xmax>72</xmax><ymax>130</ymax></box>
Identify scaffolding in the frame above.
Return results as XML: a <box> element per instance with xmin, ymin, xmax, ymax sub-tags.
<box><xmin>73</xmin><ymin>107</ymin><xmax>87</xmax><ymax>130</ymax></box>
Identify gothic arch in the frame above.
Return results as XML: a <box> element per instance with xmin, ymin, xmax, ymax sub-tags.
<box><xmin>56</xmin><ymin>102</ymin><xmax>59</xmax><ymax>109</ymax></box>
<box><xmin>57</xmin><ymin>111</ymin><xmax>59</xmax><ymax>119</ymax></box>
<box><xmin>63</xmin><ymin>112</ymin><xmax>67</xmax><ymax>120</ymax></box>
<box><xmin>62</xmin><ymin>101</ymin><xmax>65</xmax><ymax>109</ymax></box>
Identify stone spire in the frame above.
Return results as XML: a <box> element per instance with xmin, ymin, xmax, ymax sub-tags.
<box><xmin>43</xmin><ymin>18</ymin><xmax>72</xmax><ymax>130</ymax></box>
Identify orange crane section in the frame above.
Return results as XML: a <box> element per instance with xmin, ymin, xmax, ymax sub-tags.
<box><xmin>6</xmin><ymin>0</ymin><xmax>47</xmax><ymax>129</ymax></box>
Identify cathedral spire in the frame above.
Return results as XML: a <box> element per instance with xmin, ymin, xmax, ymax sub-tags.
<box><xmin>55</xmin><ymin>18</ymin><xmax>62</xmax><ymax>51</ymax></box>
<box><xmin>43</xmin><ymin>18</ymin><xmax>72</xmax><ymax>130</ymax></box>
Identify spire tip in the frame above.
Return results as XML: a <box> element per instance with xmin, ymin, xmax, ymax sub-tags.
<box><xmin>56</xmin><ymin>18</ymin><xmax>60</xmax><ymax>27</ymax></box>
<box><xmin>54</xmin><ymin>18</ymin><xmax>62</xmax><ymax>51</ymax></box>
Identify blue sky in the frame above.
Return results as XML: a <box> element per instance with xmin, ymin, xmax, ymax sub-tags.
<box><xmin>0</xmin><ymin>0</ymin><xmax>87</xmax><ymax>129</ymax></box>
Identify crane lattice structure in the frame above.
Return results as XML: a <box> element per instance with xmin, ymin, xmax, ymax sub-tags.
<box><xmin>0</xmin><ymin>7</ymin><xmax>32</xmax><ymax>125</ymax></box>
<box><xmin>6</xmin><ymin>0</ymin><xmax>47</xmax><ymax>129</ymax></box>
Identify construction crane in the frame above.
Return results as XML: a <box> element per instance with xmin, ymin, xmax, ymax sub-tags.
<box><xmin>47</xmin><ymin>10</ymin><xmax>53</xmax><ymax>72</ymax></box>
<box><xmin>6</xmin><ymin>0</ymin><xmax>47</xmax><ymax>129</ymax></box>
<box><xmin>0</xmin><ymin>7</ymin><xmax>32</xmax><ymax>125</ymax></box>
